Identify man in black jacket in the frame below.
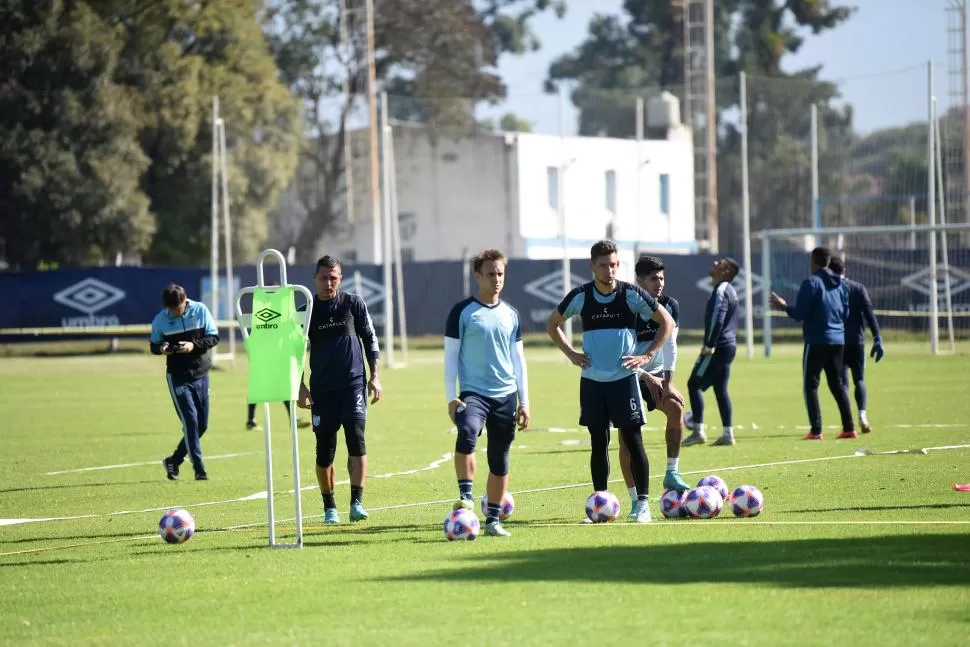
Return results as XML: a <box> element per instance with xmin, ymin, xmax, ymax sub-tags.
<box><xmin>828</xmin><ymin>257</ymin><xmax>884</xmax><ymax>433</ymax></box>
<box><xmin>150</xmin><ymin>284</ymin><xmax>220</xmax><ymax>480</ymax></box>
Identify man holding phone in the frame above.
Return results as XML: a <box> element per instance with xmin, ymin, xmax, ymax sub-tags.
<box><xmin>150</xmin><ymin>284</ymin><xmax>220</xmax><ymax>481</ymax></box>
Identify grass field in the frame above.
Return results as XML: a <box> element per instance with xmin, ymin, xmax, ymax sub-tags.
<box><xmin>2</xmin><ymin>342</ymin><xmax>969</xmax><ymax>646</ymax></box>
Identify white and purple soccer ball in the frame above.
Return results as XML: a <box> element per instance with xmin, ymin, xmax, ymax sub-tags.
<box><xmin>444</xmin><ymin>508</ymin><xmax>480</xmax><ymax>541</ymax></box>
<box><xmin>730</xmin><ymin>484</ymin><xmax>765</xmax><ymax>518</ymax></box>
<box><xmin>660</xmin><ymin>489</ymin><xmax>688</xmax><ymax>519</ymax></box>
<box><xmin>684</xmin><ymin>486</ymin><xmax>723</xmax><ymax>519</ymax></box>
<box><xmin>480</xmin><ymin>492</ymin><xmax>515</xmax><ymax>520</ymax></box>
<box><xmin>696</xmin><ymin>475</ymin><xmax>730</xmax><ymax>502</ymax></box>
<box><xmin>585</xmin><ymin>490</ymin><xmax>621</xmax><ymax>523</ymax></box>
<box><xmin>159</xmin><ymin>508</ymin><xmax>195</xmax><ymax>544</ymax></box>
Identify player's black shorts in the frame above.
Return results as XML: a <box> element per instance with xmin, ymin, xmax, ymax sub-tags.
<box><xmin>311</xmin><ymin>380</ymin><xmax>367</xmax><ymax>432</ymax></box>
<box><xmin>455</xmin><ymin>391</ymin><xmax>517</xmax><ymax>455</ymax></box>
<box><xmin>579</xmin><ymin>374</ymin><xmax>644</xmax><ymax>428</ymax></box>
<box><xmin>638</xmin><ymin>369</ymin><xmax>664</xmax><ymax>412</ymax></box>
<box><xmin>843</xmin><ymin>343</ymin><xmax>866</xmax><ymax>381</ymax></box>
<box><xmin>688</xmin><ymin>344</ymin><xmax>737</xmax><ymax>391</ymax></box>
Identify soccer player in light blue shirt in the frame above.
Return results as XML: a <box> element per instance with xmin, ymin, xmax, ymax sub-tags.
<box><xmin>545</xmin><ymin>240</ymin><xmax>674</xmax><ymax>523</ymax></box>
<box><xmin>444</xmin><ymin>249</ymin><xmax>530</xmax><ymax>537</ymax></box>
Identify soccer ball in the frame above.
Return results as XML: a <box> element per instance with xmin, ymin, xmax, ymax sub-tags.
<box><xmin>443</xmin><ymin>508</ymin><xmax>480</xmax><ymax>541</ymax></box>
<box><xmin>585</xmin><ymin>490</ymin><xmax>621</xmax><ymax>523</ymax></box>
<box><xmin>696</xmin><ymin>475</ymin><xmax>730</xmax><ymax>501</ymax></box>
<box><xmin>480</xmin><ymin>492</ymin><xmax>515</xmax><ymax>520</ymax></box>
<box><xmin>158</xmin><ymin>508</ymin><xmax>195</xmax><ymax>544</ymax></box>
<box><xmin>683</xmin><ymin>410</ymin><xmax>695</xmax><ymax>431</ymax></box>
<box><xmin>660</xmin><ymin>489</ymin><xmax>688</xmax><ymax>519</ymax></box>
<box><xmin>684</xmin><ymin>486</ymin><xmax>723</xmax><ymax>519</ymax></box>
<box><xmin>730</xmin><ymin>484</ymin><xmax>765</xmax><ymax>518</ymax></box>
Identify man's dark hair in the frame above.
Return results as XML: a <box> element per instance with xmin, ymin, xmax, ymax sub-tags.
<box><xmin>315</xmin><ymin>255</ymin><xmax>341</xmax><ymax>274</ymax></box>
<box><xmin>721</xmin><ymin>257</ymin><xmax>741</xmax><ymax>280</ymax></box>
<box><xmin>828</xmin><ymin>257</ymin><xmax>845</xmax><ymax>275</ymax></box>
<box><xmin>162</xmin><ymin>284</ymin><xmax>187</xmax><ymax>308</ymax></box>
<box><xmin>635</xmin><ymin>255</ymin><xmax>665</xmax><ymax>277</ymax></box>
<box><xmin>590</xmin><ymin>239</ymin><xmax>618</xmax><ymax>261</ymax></box>
<box><xmin>811</xmin><ymin>246</ymin><xmax>831</xmax><ymax>269</ymax></box>
<box><xmin>473</xmin><ymin>249</ymin><xmax>508</xmax><ymax>273</ymax></box>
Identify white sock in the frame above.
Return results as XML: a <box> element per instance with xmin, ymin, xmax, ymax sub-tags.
<box><xmin>723</xmin><ymin>426</ymin><xmax>734</xmax><ymax>438</ymax></box>
<box><xmin>627</xmin><ymin>486</ymin><xmax>637</xmax><ymax>503</ymax></box>
<box><xmin>696</xmin><ymin>423</ymin><xmax>706</xmax><ymax>437</ymax></box>
<box><xmin>859</xmin><ymin>410</ymin><xmax>868</xmax><ymax>422</ymax></box>
<box><xmin>666</xmin><ymin>457</ymin><xmax>679</xmax><ymax>471</ymax></box>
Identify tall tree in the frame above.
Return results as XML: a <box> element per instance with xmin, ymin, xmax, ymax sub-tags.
<box><xmin>263</xmin><ymin>0</ymin><xmax>564</xmax><ymax>262</ymax></box>
<box><xmin>95</xmin><ymin>0</ymin><xmax>302</xmax><ymax>265</ymax></box>
<box><xmin>546</xmin><ymin>0</ymin><xmax>855</xmax><ymax>253</ymax></box>
<box><xmin>0</xmin><ymin>0</ymin><xmax>152</xmax><ymax>270</ymax></box>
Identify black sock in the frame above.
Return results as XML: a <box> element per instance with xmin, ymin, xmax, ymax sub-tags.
<box><xmin>458</xmin><ymin>479</ymin><xmax>474</xmax><ymax>501</ymax></box>
<box><xmin>322</xmin><ymin>491</ymin><xmax>336</xmax><ymax>509</ymax></box>
<box><xmin>350</xmin><ymin>485</ymin><xmax>364</xmax><ymax>505</ymax></box>
<box><xmin>486</xmin><ymin>502</ymin><xmax>502</xmax><ymax>524</ymax></box>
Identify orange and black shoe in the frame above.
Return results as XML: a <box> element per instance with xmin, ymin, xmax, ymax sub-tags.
<box><xmin>837</xmin><ymin>430</ymin><xmax>858</xmax><ymax>439</ymax></box>
<box><xmin>802</xmin><ymin>432</ymin><xmax>823</xmax><ymax>440</ymax></box>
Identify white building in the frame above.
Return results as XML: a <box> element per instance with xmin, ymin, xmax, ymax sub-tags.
<box><xmin>304</xmin><ymin>105</ymin><xmax>696</xmax><ymax>267</ymax></box>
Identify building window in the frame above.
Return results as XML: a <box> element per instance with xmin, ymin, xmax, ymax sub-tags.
<box><xmin>659</xmin><ymin>174</ymin><xmax>670</xmax><ymax>215</ymax></box>
<box><xmin>398</xmin><ymin>212</ymin><xmax>416</xmax><ymax>242</ymax></box>
<box><xmin>605</xmin><ymin>170</ymin><xmax>616</xmax><ymax>214</ymax></box>
<box><xmin>547</xmin><ymin>166</ymin><xmax>559</xmax><ymax>210</ymax></box>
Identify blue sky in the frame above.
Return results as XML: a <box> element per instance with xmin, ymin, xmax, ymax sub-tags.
<box><xmin>481</xmin><ymin>0</ymin><xmax>955</xmax><ymax>135</ymax></box>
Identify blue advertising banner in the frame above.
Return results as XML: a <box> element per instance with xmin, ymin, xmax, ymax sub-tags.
<box><xmin>1</xmin><ymin>249</ymin><xmax>968</xmax><ymax>340</ymax></box>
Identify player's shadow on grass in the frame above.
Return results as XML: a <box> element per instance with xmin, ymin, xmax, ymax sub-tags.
<box><xmin>382</xmin><ymin>534</ymin><xmax>970</xmax><ymax>589</ymax></box>
<box><xmin>1</xmin><ymin>529</ymin><xmax>155</xmax><ymax>544</ymax></box>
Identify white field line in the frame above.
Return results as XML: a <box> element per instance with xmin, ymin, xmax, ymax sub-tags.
<box><xmin>3</xmin><ymin>442</ymin><xmax>969</xmax><ymax>556</ymax></box>
<box><xmin>45</xmin><ymin>452</ymin><xmax>259</xmax><ymax>476</ymax></box>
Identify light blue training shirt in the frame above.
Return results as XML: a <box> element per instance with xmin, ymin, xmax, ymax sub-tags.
<box><xmin>445</xmin><ymin>297</ymin><xmax>522</xmax><ymax>399</ymax></box>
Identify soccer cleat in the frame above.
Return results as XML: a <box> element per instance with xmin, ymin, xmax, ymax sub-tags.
<box><xmin>860</xmin><ymin>420</ymin><xmax>872</xmax><ymax>434</ymax></box>
<box><xmin>627</xmin><ymin>500</ymin><xmax>638</xmax><ymax>519</ymax></box>
<box><xmin>682</xmin><ymin>432</ymin><xmax>707</xmax><ymax>447</ymax></box>
<box><xmin>349</xmin><ymin>502</ymin><xmax>369</xmax><ymax>522</ymax></box>
<box><xmin>803</xmin><ymin>433</ymin><xmax>823</xmax><ymax>440</ymax></box>
<box><xmin>245</xmin><ymin>420</ymin><xmax>259</xmax><ymax>431</ymax></box>
<box><xmin>837</xmin><ymin>430</ymin><xmax>858</xmax><ymax>439</ymax></box>
<box><xmin>633</xmin><ymin>500</ymin><xmax>652</xmax><ymax>523</ymax></box>
<box><xmin>323</xmin><ymin>508</ymin><xmax>340</xmax><ymax>524</ymax></box>
<box><xmin>194</xmin><ymin>471</ymin><xmax>208</xmax><ymax>481</ymax></box>
<box><xmin>953</xmin><ymin>483</ymin><xmax>970</xmax><ymax>492</ymax></box>
<box><xmin>712</xmin><ymin>435</ymin><xmax>735</xmax><ymax>446</ymax></box>
<box><xmin>453</xmin><ymin>498</ymin><xmax>474</xmax><ymax>511</ymax></box>
<box><xmin>662</xmin><ymin>469</ymin><xmax>691</xmax><ymax>493</ymax></box>
<box><xmin>485</xmin><ymin>520</ymin><xmax>512</xmax><ymax>537</ymax></box>
<box><xmin>162</xmin><ymin>458</ymin><xmax>179</xmax><ymax>481</ymax></box>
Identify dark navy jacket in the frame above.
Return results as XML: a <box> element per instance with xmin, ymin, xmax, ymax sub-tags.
<box><xmin>785</xmin><ymin>268</ymin><xmax>848</xmax><ymax>346</ymax></box>
<box><xmin>303</xmin><ymin>292</ymin><xmax>380</xmax><ymax>393</ymax></box>
<box><xmin>844</xmin><ymin>278</ymin><xmax>881</xmax><ymax>346</ymax></box>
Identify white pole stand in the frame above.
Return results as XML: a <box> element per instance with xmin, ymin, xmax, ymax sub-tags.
<box><xmin>235</xmin><ymin>249</ymin><xmax>314</xmax><ymax>549</ymax></box>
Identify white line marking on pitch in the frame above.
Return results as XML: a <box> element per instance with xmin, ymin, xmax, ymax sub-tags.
<box><xmin>6</xmin><ymin>443</ymin><xmax>969</xmax><ymax>533</ymax></box>
<box><xmin>45</xmin><ymin>452</ymin><xmax>258</xmax><ymax>476</ymax></box>
<box><xmin>4</xmin><ymin>453</ymin><xmax>456</xmax><ymax>527</ymax></box>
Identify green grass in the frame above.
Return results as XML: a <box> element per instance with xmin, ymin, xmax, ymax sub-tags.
<box><xmin>2</xmin><ymin>343</ymin><xmax>970</xmax><ymax>646</ymax></box>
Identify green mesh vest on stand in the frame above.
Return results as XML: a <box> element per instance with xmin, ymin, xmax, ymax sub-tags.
<box><xmin>244</xmin><ymin>287</ymin><xmax>307</xmax><ymax>403</ymax></box>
